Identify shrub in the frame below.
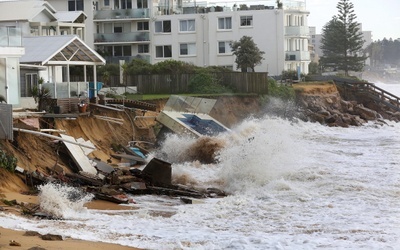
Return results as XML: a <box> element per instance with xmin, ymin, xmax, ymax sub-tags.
<box><xmin>188</xmin><ymin>72</ymin><xmax>232</xmax><ymax>94</ymax></box>
<box><xmin>0</xmin><ymin>150</ymin><xmax>17</xmax><ymax>173</ymax></box>
<box><xmin>268</xmin><ymin>78</ymin><xmax>295</xmax><ymax>100</ymax></box>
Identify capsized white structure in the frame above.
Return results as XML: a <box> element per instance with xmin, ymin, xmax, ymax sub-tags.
<box><xmin>156</xmin><ymin>95</ymin><xmax>230</xmax><ymax>138</ymax></box>
<box><xmin>20</xmin><ymin>35</ymin><xmax>105</xmax><ymax>100</ymax></box>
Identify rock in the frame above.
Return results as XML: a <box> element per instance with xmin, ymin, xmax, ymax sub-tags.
<box><xmin>23</xmin><ymin>231</ymin><xmax>41</xmax><ymax>236</ymax></box>
<box><xmin>41</xmin><ymin>234</ymin><xmax>63</xmax><ymax>241</ymax></box>
<box><xmin>9</xmin><ymin>240</ymin><xmax>21</xmax><ymax>246</ymax></box>
<box><xmin>354</xmin><ymin>105</ymin><xmax>378</xmax><ymax>120</ymax></box>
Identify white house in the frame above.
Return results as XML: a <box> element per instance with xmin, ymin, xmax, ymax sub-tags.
<box><xmin>0</xmin><ymin>0</ymin><xmax>104</xmax><ymax>109</ymax></box>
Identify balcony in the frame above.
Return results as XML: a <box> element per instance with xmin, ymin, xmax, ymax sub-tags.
<box><xmin>285</xmin><ymin>26</ymin><xmax>309</xmax><ymax>37</ymax></box>
<box><xmin>285</xmin><ymin>51</ymin><xmax>310</xmax><ymax>61</ymax></box>
<box><xmin>94</xmin><ymin>9</ymin><xmax>150</xmax><ymax>20</ymax></box>
<box><xmin>0</xmin><ymin>26</ymin><xmax>22</xmax><ymax>47</ymax></box>
<box><xmin>94</xmin><ymin>32</ymin><xmax>149</xmax><ymax>44</ymax></box>
<box><xmin>104</xmin><ymin>54</ymin><xmax>150</xmax><ymax>64</ymax></box>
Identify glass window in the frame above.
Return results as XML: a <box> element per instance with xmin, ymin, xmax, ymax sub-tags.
<box><xmin>155</xmin><ymin>20</ymin><xmax>171</xmax><ymax>33</ymax></box>
<box><xmin>179</xmin><ymin>19</ymin><xmax>195</xmax><ymax>32</ymax></box>
<box><xmin>156</xmin><ymin>45</ymin><xmax>172</xmax><ymax>58</ymax></box>
<box><xmin>218</xmin><ymin>17</ymin><xmax>232</xmax><ymax>30</ymax></box>
<box><xmin>137</xmin><ymin>0</ymin><xmax>148</xmax><ymax>8</ymax></box>
<box><xmin>114</xmin><ymin>24</ymin><xmax>123</xmax><ymax>33</ymax></box>
<box><xmin>180</xmin><ymin>43</ymin><xmax>196</xmax><ymax>55</ymax></box>
<box><xmin>123</xmin><ymin>46</ymin><xmax>131</xmax><ymax>56</ymax></box>
<box><xmin>23</xmin><ymin>73</ymin><xmax>38</xmax><ymax>97</ymax></box>
<box><xmin>138</xmin><ymin>44</ymin><xmax>149</xmax><ymax>53</ymax></box>
<box><xmin>137</xmin><ymin>22</ymin><xmax>149</xmax><ymax>31</ymax></box>
<box><xmin>121</xmin><ymin>0</ymin><xmax>132</xmax><ymax>9</ymax></box>
<box><xmin>240</xmin><ymin>16</ymin><xmax>253</xmax><ymax>26</ymax></box>
<box><xmin>68</xmin><ymin>0</ymin><xmax>83</xmax><ymax>11</ymax></box>
<box><xmin>104</xmin><ymin>0</ymin><xmax>110</xmax><ymax>6</ymax></box>
<box><xmin>114</xmin><ymin>46</ymin><xmax>123</xmax><ymax>56</ymax></box>
<box><xmin>218</xmin><ymin>41</ymin><xmax>231</xmax><ymax>54</ymax></box>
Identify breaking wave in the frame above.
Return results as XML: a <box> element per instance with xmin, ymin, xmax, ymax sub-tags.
<box><xmin>156</xmin><ymin>115</ymin><xmax>310</xmax><ymax>194</ymax></box>
<box><xmin>38</xmin><ymin>183</ymin><xmax>94</xmax><ymax>219</ymax></box>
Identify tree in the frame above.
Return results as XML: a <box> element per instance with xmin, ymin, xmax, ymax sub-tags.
<box><xmin>230</xmin><ymin>36</ymin><xmax>265</xmax><ymax>72</ymax></box>
<box><xmin>320</xmin><ymin>0</ymin><xmax>366</xmax><ymax>76</ymax></box>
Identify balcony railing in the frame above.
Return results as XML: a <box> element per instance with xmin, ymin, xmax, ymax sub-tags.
<box><xmin>104</xmin><ymin>55</ymin><xmax>150</xmax><ymax>64</ymax></box>
<box><xmin>94</xmin><ymin>32</ymin><xmax>149</xmax><ymax>43</ymax></box>
<box><xmin>94</xmin><ymin>8</ymin><xmax>150</xmax><ymax>20</ymax></box>
<box><xmin>285</xmin><ymin>26</ymin><xmax>309</xmax><ymax>37</ymax></box>
<box><xmin>0</xmin><ymin>26</ymin><xmax>22</xmax><ymax>47</ymax></box>
<box><xmin>285</xmin><ymin>51</ymin><xmax>310</xmax><ymax>61</ymax></box>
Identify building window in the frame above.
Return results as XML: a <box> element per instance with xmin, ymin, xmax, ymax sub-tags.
<box><xmin>137</xmin><ymin>0</ymin><xmax>148</xmax><ymax>8</ymax></box>
<box><xmin>180</xmin><ymin>43</ymin><xmax>196</xmax><ymax>56</ymax></box>
<box><xmin>155</xmin><ymin>20</ymin><xmax>171</xmax><ymax>33</ymax></box>
<box><xmin>68</xmin><ymin>0</ymin><xmax>83</xmax><ymax>11</ymax></box>
<box><xmin>104</xmin><ymin>0</ymin><xmax>110</xmax><ymax>6</ymax></box>
<box><xmin>240</xmin><ymin>16</ymin><xmax>253</xmax><ymax>26</ymax></box>
<box><xmin>179</xmin><ymin>19</ymin><xmax>195</xmax><ymax>32</ymax></box>
<box><xmin>218</xmin><ymin>17</ymin><xmax>232</xmax><ymax>30</ymax></box>
<box><xmin>23</xmin><ymin>73</ymin><xmax>38</xmax><ymax>97</ymax></box>
<box><xmin>218</xmin><ymin>41</ymin><xmax>231</xmax><ymax>54</ymax></box>
<box><xmin>114</xmin><ymin>24</ymin><xmax>123</xmax><ymax>33</ymax></box>
<box><xmin>138</xmin><ymin>44</ymin><xmax>149</xmax><ymax>53</ymax></box>
<box><xmin>156</xmin><ymin>45</ymin><xmax>172</xmax><ymax>58</ymax></box>
<box><xmin>137</xmin><ymin>22</ymin><xmax>149</xmax><ymax>31</ymax></box>
<box><xmin>112</xmin><ymin>45</ymin><xmax>131</xmax><ymax>56</ymax></box>
<box><xmin>120</xmin><ymin>0</ymin><xmax>132</xmax><ymax>9</ymax></box>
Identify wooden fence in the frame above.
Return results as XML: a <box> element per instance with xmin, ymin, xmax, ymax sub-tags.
<box><xmin>71</xmin><ymin>72</ymin><xmax>269</xmax><ymax>95</ymax></box>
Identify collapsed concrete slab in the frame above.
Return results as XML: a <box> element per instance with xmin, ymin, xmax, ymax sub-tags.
<box><xmin>156</xmin><ymin>95</ymin><xmax>230</xmax><ymax>138</ymax></box>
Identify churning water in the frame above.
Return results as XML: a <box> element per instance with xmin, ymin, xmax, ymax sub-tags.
<box><xmin>1</xmin><ymin>83</ymin><xmax>400</xmax><ymax>249</ymax></box>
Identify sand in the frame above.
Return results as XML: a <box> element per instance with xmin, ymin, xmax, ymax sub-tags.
<box><xmin>0</xmin><ymin>191</ymin><xmax>141</xmax><ymax>250</ymax></box>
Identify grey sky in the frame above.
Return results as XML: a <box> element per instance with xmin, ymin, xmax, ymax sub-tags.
<box><xmin>307</xmin><ymin>0</ymin><xmax>400</xmax><ymax>41</ymax></box>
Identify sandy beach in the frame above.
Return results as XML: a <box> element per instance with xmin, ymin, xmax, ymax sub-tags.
<box><xmin>0</xmin><ymin>191</ymin><xmax>141</xmax><ymax>250</ymax></box>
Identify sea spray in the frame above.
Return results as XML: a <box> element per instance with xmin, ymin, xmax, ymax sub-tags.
<box><xmin>38</xmin><ymin>183</ymin><xmax>94</xmax><ymax>219</ymax></box>
<box><xmin>216</xmin><ymin>115</ymin><xmax>309</xmax><ymax>194</ymax></box>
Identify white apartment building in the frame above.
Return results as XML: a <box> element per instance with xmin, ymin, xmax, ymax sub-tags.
<box><xmin>46</xmin><ymin>0</ymin><xmax>310</xmax><ymax>76</ymax></box>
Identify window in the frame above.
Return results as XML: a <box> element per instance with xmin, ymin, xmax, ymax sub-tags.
<box><xmin>180</xmin><ymin>43</ymin><xmax>196</xmax><ymax>56</ymax></box>
<box><xmin>155</xmin><ymin>20</ymin><xmax>171</xmax><ymax>33</ymax></box>
<box><xmin>68</xmin><ymin>0</ymin><xmax>83</xmax><ymax>11</ymax></box>
<box><xmin>137</xmin><ymin>22</ymin><xmax>149</xmax><ymax>31</ymax></box>
<box><xmin>218</xmin><ymin>41</ymin><xmax>231</xmax><ymax>54</ymax></box>
<box><xmin>218</xmin><ymin>17</ymin><xmax>232</xmax><ymax>30</ymax></box>
<box><xmin>120</xmin><ymin>0</ymin><xmax>132</xmax><ymax>9</ymax></box>
<box><xmin>138</xmin><ymin>44</ymin><xmax>149</xmax><ymax>53</ymax></box>
<box><xmin>23</xmin><ymin>73</ymin><xmax>38</xmax><ymax>97</ymax></box>
<box><xmin>112</xmin><ymin>45</ymin><xmax>131</xmax><ymax>56</ymax></box>
<box><xmin>104</xmin><ymin>0</ymin><xmax>110</xmax><ymax>6</ymax></box>
<box><xmin>179</xmin><ymin>19</ymin><xmax>195</xmax><ymax>32</ymax></box>
<box><xmin>156</xmin><ymin>45</ymin><xmax>172</xmax><ymax>58</ymax></box>
<box><xmin>240</xmin><ymin>16</ymin><xmax>253</xmax><ymax>26</ymax></box>
<box><xmin>137</xmin><ymin>0</ymin><xmax>148</xmax><ymax>8</ymax></box>
<box><xmin>114</xmin><ymin>25</ymin><xmax>123</xmax><ymax>33</ymax></box>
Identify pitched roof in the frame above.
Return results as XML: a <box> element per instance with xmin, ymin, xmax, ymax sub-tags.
<box><xmin>20</xmin><ymin>35</ymin><xmax>105</xmax><ymax>66</ymax></box>
<box><xmin>0</xmin><ymin>1</ymin><xmax>57</xmax><ymax>22</ymax></box>
<box><xmin>55</xmin><ymin>11</ymin><xmax>87</xmax><ymax>23</ymax></box>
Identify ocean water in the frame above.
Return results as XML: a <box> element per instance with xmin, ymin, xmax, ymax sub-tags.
<box><xmin>1</xmin><ymin>82</ymin><xmax>400</xmax><ymax>250</ymax></box>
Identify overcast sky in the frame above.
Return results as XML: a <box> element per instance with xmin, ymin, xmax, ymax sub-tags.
<box><xmin>307</xmin><ymin>0</ymin><xmax>400</xmax><ymax>41</ymax></box>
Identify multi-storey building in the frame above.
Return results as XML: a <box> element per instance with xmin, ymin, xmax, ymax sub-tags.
<box><xmin>46</xmin><ymin>0</ymin><xmax>310</xmax><ymax>76</ymax></box>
